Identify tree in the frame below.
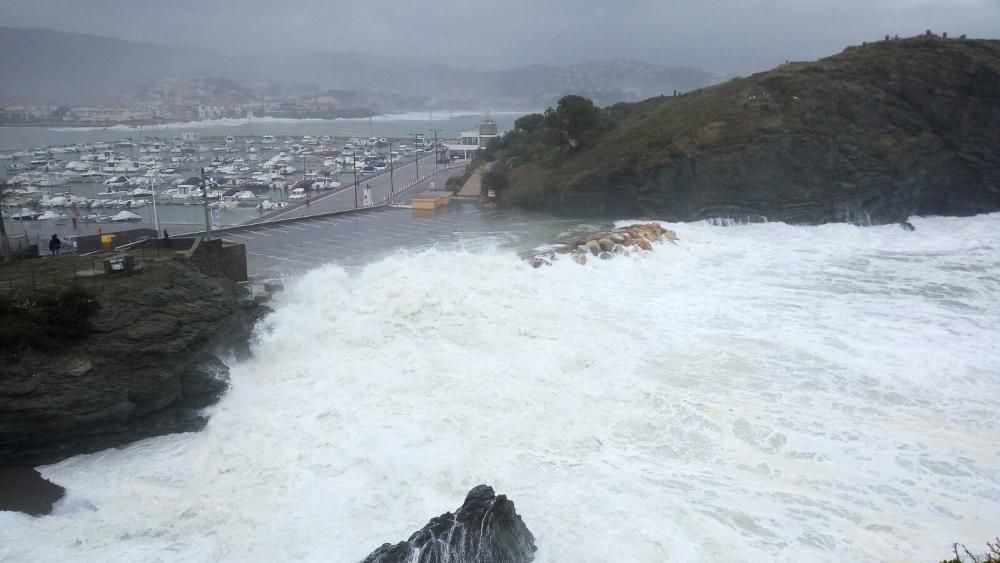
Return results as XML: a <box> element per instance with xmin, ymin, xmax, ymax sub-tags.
<box><xmin>552</xmin><ymin>95</ymin><xmax>607</xmax><ymax>149</ymax></box>
<box><xmin>514</xmin><ymin>113</ymin><xmax>545</xmax><ymax>132</ymax></box>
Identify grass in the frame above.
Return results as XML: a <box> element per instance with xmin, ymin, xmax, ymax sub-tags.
<box><xmin>0</xmin><ymin>285</ymin><xmax>100</xmax><ymax>357</ymax></box>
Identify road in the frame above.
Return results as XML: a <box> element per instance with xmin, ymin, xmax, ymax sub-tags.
<box><xmin>249</xmin><ymin>153</ymin><xmax>456</xmax><ymax>223</ymax></box>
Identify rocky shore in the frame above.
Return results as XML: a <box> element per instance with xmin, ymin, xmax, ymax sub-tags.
<box><xmin>526</xmin><ymin>222</ymin><xmax>678</xmax><ymax>267</ymax></box>
<box><xmin>0</xmin><ymin>259</ymin><xmax>266</xmax><ymax>514</ymax></box>
<box><xmin>363</xmin><ymin>485</ymin><xmax>536</xmax><ymax>563</ymax></box>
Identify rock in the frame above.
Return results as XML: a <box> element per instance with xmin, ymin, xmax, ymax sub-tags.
<box><xmin>664</xmin><ymin>229</ymin><xmax>679</xmax><ymax>242</ymax></box>
<box><xmin>0</xmin><ymin>261</ymin><xmax>266</xmax><ymax>467</ymax></box>
<box><xmin>636</xmin><ymin>239</ymin><xmax>653</xmax><ymax>251</ymax></box>
<box><xmin>597</xmin><ymin>238</ymin><xmax>614</xmax><ymax>252</ymax></box>
<box><xmin>572</xmin><ymin>253</ymin><xmax>587</xmax><ymax>265</ymax></box>
<box><xmin>363</xmin><ymin>485</ymin><xmax>536</xmax><ymax>563</ymax></box>
<box><xmin>585</xmin><ymin>240</ymin><xmax>601</xmax><ymax>256</ymax></box>
<box><xmin>576</xmin><ymin>244</ymin><xmax>589</xmax><ymax>253</ymax></box>
<box><xmin>608</xmin><ymin>233</ymin><xmax>625</xmax><ymax>243</ymax></box>
<box><xmin>900</xmin><ymin>221</ymin><xmax>916</xmax><ymax>231</ymax></box>
<box><xmin>0</xmin><ymin>466</ymin><xmax>65</xmax><ymax>516</ymax></box>
<box><xmin>599</xmin><ymin>251</ymin><xmax>613</xmax><ymax>260</ymax></box>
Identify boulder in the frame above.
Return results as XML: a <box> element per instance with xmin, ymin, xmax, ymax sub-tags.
<box><xmin>585</xmin><ymin>240</ymin><xmax>601</xmax><ymax>256</ymax></box>
<box><xmin>363</xmin><ymin>485</ymin><xmax>536</xmax><ymax>563</ymax></box>
<box><xmin>572</xmin><ymin>253</ymin><xmax>588</xmax><ymax>265</ymax></box>
<box><xmin>636</xmin><ymin>239</ymin><xmax>653</xmax><ymax>251</ymax></box>
<box><xmin>597</xmin><ymin>238</ymin><xmax>614</xmax><ymax>252</ymax></box>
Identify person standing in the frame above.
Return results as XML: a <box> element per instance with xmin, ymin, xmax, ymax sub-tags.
<box><xmin>49</xmin><ymin>234</ymin><xmax>62</xmax><ymax>257</ymax></box>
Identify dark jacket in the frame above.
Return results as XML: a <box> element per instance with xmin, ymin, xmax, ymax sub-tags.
<box><xmin>49</xmin><ymin>236</ymin><xmax>62</xmax><ymax>250</ymax></box>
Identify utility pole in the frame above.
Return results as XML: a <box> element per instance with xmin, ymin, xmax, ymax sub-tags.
<box><xmin>352</xmin><ymin>152</ymin><xmax>359</xmax><ymax>209</ymax></box>
<box><xmin>151</xmin><ymin>167</ymin><xmax>160</xmax><ymax>236</ymax></box>
<box><xmin>429</xmin><ymin>128</ymin><xmax>442</xmax><ymax>172</ymax></box>
<box><xmin>409</xmin><ymin>132</ymin><xmax>420</xmax><ymax>180</ymax></box>
<box><xmin>388</xmin><ymin>138</ymin><xmax>394</xmax><ymax>200</ymax></box>
<box><xmin>201</xmin><ymin>167</ymin><xmax>211</xmax><ymax>236</ymax></box>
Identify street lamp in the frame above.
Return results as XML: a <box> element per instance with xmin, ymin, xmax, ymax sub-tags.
<box><xmin>429</xmin><ymin>128</ymin><xmax>442</xmax><ymax>172</ymax></box>
<box><xmin>352</xmin><ymin>151</ymin><xmax>359</xmax><ymax>209</ymax></box>
<box><xmin>409</xmin><ymin>132</ymin><xmax>420</xmax><ymax>180</ymax></box>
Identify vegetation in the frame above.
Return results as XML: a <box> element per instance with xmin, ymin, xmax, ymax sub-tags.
<box><xmin>942</xmin><ymin>538</ymin><xmax>1000</xmax><ymax>563</ymax></box>
<box><xmin>0</xmin><ymin>285</ymin><xmax>100</xmax><ymax>357</ymax></box>
<box><xmin>474</xmin><ymin>36</ymin><xmax>1000</xmax><ymax>222</ymax></box>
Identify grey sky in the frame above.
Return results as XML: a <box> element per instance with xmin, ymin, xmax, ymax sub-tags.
<box><xmin>2</xmin><ymin>0</ymin><xmax>997</xmax><ymax>74</ymax></box>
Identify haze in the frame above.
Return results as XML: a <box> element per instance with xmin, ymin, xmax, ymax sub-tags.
<box><xmin>2</xmin><ymin>0</ymin><xmax>998</xmax><ymax>75</ymax></box>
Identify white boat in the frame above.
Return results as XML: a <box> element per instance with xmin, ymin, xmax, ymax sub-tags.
<box><xmin>111</xmin><ymin>210</ymin><xmax>143</xmax><ymax>222</ymax></box>
<box><xmin>101</xmin><ymin>159</ymin><xmax>141</xmax><ymax>174</ymax></box>
<box><xmin>37</xmin><ymin>210</ymin><xmax>69</xmax><ymax>221</ymax></box>
<box><xmin>11</xmin><ymin>208</ymin><xmax>42</xmax><ymax>221</ymax></box>
<box><xmin>288</xmin><ymin>187</ymin><xmax>307</xmax><ymax>200</ymax></box>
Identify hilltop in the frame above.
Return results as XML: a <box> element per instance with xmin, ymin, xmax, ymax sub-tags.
<box><xmin>483</xmin><ymin>35</ymin><xmax>1000</xmax><ymax>224</ymax></box>
<box><xmin>0</xmin><ymin>27</ymin><xmax>713</xmax><ymax>109</ymax></box>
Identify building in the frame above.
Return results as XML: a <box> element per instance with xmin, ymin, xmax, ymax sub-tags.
<box><xmin>459</xmin><ymin>118</ymin><xmax>501</xmax><ymax>148</ymax></box>
<box><xmin>181</xmin><ymin>132</ymin><xmax>200</xmax><ymax>142</ymax></box>
<box><xmin>62</xmin><ymin>107</ymin><xmax>153</xmax><ymax>123</ymax></box>
<box><xmin>0</xmin><ymin>105</ymin><xmax>59</xmax><ymax>124</ymax></box>
<box><xmin>442</xmin><ymin>143</ymin><xmax>481</xmax><ymax>161</ymax></box>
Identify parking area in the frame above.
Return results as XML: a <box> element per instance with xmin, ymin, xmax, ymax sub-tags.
<box><xmin>228</xmin><ymin>202</ymin><xmax>602</xmax><ymax>280</ymax></box>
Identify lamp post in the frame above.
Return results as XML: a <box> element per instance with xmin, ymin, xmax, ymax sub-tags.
<box><xmin>352</xmin><ymin>151</ymin><xmax>359</xmax><ymax>209</ymax></box>
<box><xmin>429</xmin><ymin>128</ymin><xmax>442</xmax><ymax>172</ymax></box>
<box><xmin>201</xmin><ymin>167</ymin><xmax>211</xmax><ymax>236</ymax></box>
<box><xmin>409</xmin><ymin>132</ymin><xmax>420</xmax><ymax>181</ymax></box>
<box><xmin>151</xmin><ymin>167</ymin><xmax>160</xmax><ymax>236</ymax></box>
<box><xmin>388</xmin><ymin>138</ymin><xmax>394</xmax><ymax>200</ymax></box>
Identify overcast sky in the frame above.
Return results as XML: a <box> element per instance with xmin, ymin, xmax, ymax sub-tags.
<box><xmin>2</xmin><ymin>0</ymin><xmax>998</xmax><ymax>74</ymax></box>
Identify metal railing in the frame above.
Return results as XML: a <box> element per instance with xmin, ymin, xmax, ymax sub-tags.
<box><xmin>0</xmin><ymin>243</ymin><xmax>178</xmax><ymax>295</ymax></box>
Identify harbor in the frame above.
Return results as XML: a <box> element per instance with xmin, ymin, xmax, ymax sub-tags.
<box><xmin>1</xmin><ymin>114</ymin><xmax>512</xmax><ymax>250</ymax></box>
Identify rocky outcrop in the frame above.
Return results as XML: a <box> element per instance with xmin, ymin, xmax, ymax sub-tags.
<box><xmin>0</xmin><ymin>260</ymin><xmax>266</xmax><ymax>468</ymax></box>
<box><xmin>362</xmin><ymin>485</ymin><xmax>536</xmax><ymax>563</ymax></box>
<box><xmin>0</xmin><ymin>466</ymin><xmax>66</xmax><ymax>516</ymax></box>
<box><xmin>498</xmin><ymin>36</ymin><xmax>1000</xmax><ymax>224</ymax></box>
<box><xmin>525</xmin><ymin>223</ymin><xmax>678</xmax><ymax>267</ymax></box>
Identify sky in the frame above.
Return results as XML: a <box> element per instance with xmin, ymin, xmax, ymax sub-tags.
<box><xmin>1</xmin><ymin>0</ymin><xmax>998</xmax><ymax>74</ymax></box>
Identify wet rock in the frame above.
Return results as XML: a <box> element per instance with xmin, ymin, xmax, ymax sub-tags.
<box><xmin>363</xmin><ymin>485</ymin><xmax>536</xmax><ymax>563</ymax></box>
<box><xmin>0</xmin><ymin>261</ymin><xmax>266</xmax><ymax>467</ymax></box>
<box><xmin>636</xmin><ymin>239</ymin><xmax>653</xmax><ymax>251</ymax></box>
<box><xmin>900</xmin><ymin>221</ymin><xmax>916</xmax><ymax>231</ymax></box>
<box><xmin>597</xmin><ymin>238</ymin><xmax>614</xmax><ymax>252</ymax></box>
<box><xmin>0</xmin><ymin>466</ymin><xmax>65</xmax><ymax>516</ymax></box>
<box><xmin>585</xmin><ymin>239</ymin><xmax>602</xmax><ymax>256</ymax></box>
<box><xmin>599</xmin><ymin>251</ymin><xmax>613</xmax><ymax>260</ymax></box>
<box><xmin>572</xmin><ymin>253</ymin><xmax>588</xmax><ymax>265</ymax></box>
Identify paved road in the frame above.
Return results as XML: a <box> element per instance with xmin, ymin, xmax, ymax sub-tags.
<box><xmin>248</xmin><ymin>153</ymin><xmax>457</xmax><ymax>223</ymax></box>
<box><xmin>224</xmin><ymin>201</ymin><xmax>602</xmax><ymax>281</ymax></box>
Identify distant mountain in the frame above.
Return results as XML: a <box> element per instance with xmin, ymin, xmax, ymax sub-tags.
<box><xmin>0</xmin><ymin>27</ymin><xmax>715</xmax><ymax>109</ymax></box>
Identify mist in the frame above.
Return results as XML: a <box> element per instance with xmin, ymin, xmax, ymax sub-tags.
<box><xmin>2</xmin><ymin>0</ymin><xmax>998</xmax><ymax>75</ymax></box>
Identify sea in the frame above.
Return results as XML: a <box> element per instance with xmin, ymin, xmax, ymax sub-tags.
<box><xmin>1</xmin><ymin>210</ymin><xmax>998</xmax><ymax>561</ymax></box>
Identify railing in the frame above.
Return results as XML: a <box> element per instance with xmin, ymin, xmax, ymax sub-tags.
<box><xmin>0</xmin><ymin>243</ymin><xmax>179</xmax><ymax>295</ymax></box>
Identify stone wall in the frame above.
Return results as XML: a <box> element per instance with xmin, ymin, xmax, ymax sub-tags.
<box><xmin>190</xmin><ymin>237</ymin><xmax>248</xmax><ymax>282</ymax></box>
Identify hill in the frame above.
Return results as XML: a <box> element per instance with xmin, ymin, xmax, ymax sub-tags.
<box><xmin>0</xmin><ymin>27</ymin><xmax>713</xmax><ymax>109</ymax></box>
<box><xmin>484</xmin><ymin>35</ymin><xmax>1000</xmax><ymax>224</ymax></box>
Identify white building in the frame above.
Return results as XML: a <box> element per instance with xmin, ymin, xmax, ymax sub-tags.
<box><xmin>459</xmin><ymin>118</ymin><xmax>501</xmax><ymax>148</ymax></box>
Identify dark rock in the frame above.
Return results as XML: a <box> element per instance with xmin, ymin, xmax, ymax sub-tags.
<box><xmin>0</xmin><ymin>466</ymin><xmax>65</xmax><ymax>516</ymax></box>
<box><xmin>363</xmin><ymin>485</ymin><xmax>536</xmax><ymax>563</ymax></box>
<box><xmin>900</xmin><ymin>221</ymin><xmax>916</xmax><ymax>231</ymax></box>
<box><xmin>0</xmin><ymin>261</ymin><xmax>266</xmax><ymax>467</ymax></box>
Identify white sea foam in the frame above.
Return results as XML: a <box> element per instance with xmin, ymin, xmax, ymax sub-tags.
<box><xmin>2</xmin><ymin>214</ymin><xmax>999</xmax><ymax>562</ymax></box>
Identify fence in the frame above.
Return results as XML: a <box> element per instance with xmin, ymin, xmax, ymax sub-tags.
<box><xmin>0</xmin><ymin>242</ymin><xmax>180</xmax><ymax>295</ymax></box>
